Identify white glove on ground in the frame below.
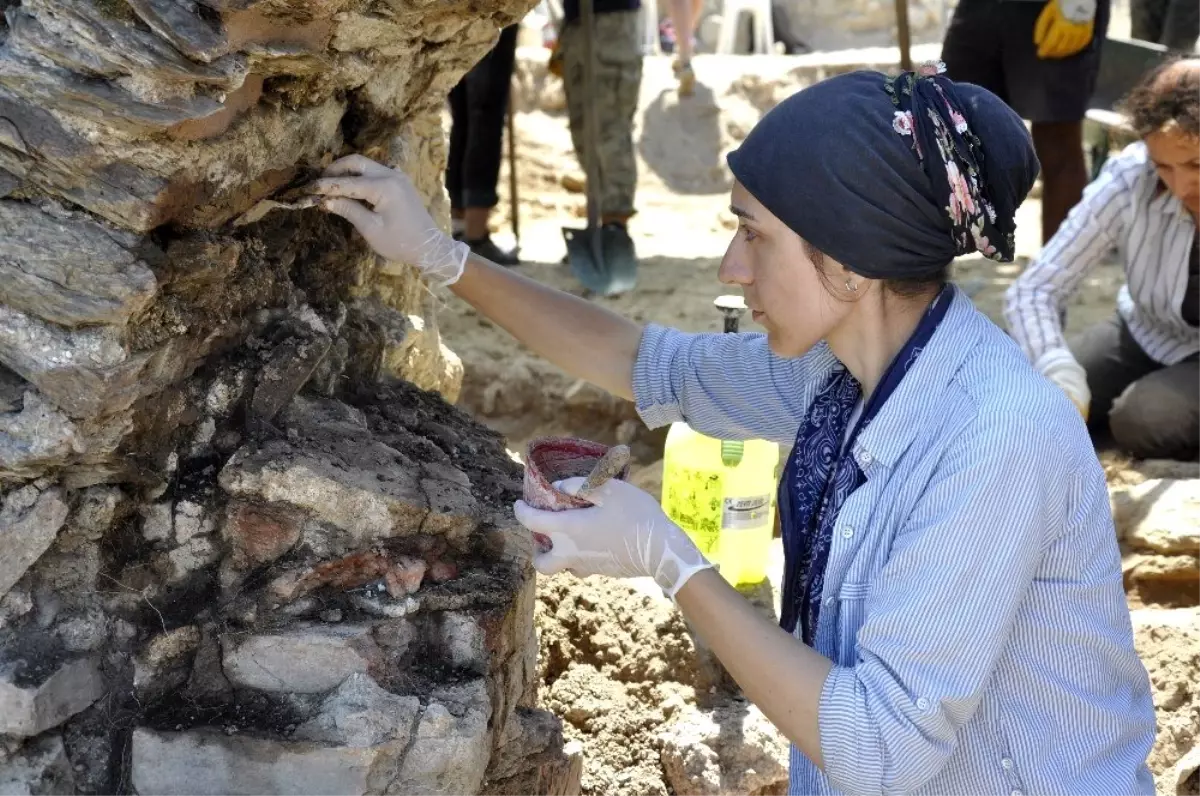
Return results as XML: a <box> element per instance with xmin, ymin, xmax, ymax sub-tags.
<box><xmin>311</xmin><ymin>155</ymin><xmax>469</xmax><ymax>287</ymax></box>
<box><xmin>1036</xmin><ymin>347</ymin><xmax>1091</xmax><ymax>420</ymax></box>
<box><xmin>513</xmin><ymin>477</ymin><xmax>715</xmax><ymax>600</ymax></box>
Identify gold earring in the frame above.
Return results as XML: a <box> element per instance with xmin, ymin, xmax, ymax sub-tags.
<box><xmin>845</xmin><ymin>278</ymin><xmax>858</xmax><ymax>292</ymax></box>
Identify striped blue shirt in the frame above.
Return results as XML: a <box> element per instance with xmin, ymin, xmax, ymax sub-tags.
<box><xmin>632</xmin><ymin>286</ymin><xmax>1157</xmax><ymax>795</ymax></box>
<box><xmin>1005</xmin><ymin>141</ymin><xmax>1200</xmax><ymax>366</ymax></box>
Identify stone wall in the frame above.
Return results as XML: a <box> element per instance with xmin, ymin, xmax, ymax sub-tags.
<box><xmin>0</xmin><ymin>0</ymin><xmax>580</xmax><ymax>793</ymax></box>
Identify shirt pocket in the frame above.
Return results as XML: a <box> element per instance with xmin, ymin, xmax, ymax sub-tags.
<box><xmin>833</xmin><ymin>581</ymin><xmax>871</xmax><ymax>667</ymax></box>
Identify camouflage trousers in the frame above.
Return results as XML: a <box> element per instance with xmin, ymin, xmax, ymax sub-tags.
<box><xmin>559</xmin><ymin>10</ymin><xmax>643</xmax><ymax>218</ymax></box>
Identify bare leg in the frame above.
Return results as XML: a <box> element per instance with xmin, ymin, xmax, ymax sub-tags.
<box><xmin>671</xmin><ymin>0</ymin><xmax>696</xmax><ymax>95</ymax></box>
<box><xmin>463</xmin><ymin>206</ymin><xmax>489</xmax><ymax>240</ymax></box>
<box><xmin>1031</xmin><ymin>120</ymin><xmax>1088</xmax><ymax>244</ymax></box>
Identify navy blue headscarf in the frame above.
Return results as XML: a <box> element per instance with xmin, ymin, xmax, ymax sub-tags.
<box><xmin>725</xmin><ymin>62</ymin><xmax>1040</xmax><ymax>278</ymax></box>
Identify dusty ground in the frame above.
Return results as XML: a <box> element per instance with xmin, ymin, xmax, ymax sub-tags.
<box><xmin>437</xmin><ymin>50</ymin><xmax>1200</xmax><ymax>795</ymax></box>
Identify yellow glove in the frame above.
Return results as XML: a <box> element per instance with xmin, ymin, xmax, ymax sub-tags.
<box><xmin>1034</xmin><ymin>0</ymin><xmax>1096</xmax><ymax>59</ymax></box>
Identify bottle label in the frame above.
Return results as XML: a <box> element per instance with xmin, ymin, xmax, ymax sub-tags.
<box><xmin>722</xmin><ymin>495</ymin><xmax>771</xmax><ymax>531</ymax></box>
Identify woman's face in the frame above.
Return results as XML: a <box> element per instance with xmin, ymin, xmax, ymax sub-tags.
<box><xmin>1145</xmin><ymin>125</ymin><xmax>1200</xmax><ymax>216</ymax></box>
<box><xmin>718</xmin><ymin>181</ymin><xmax>855</xmax><ymax>358</ymax></box>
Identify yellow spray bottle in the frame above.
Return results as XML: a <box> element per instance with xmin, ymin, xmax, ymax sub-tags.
<box><xmin>660</xmin><ymin>296</ymin><xmax>779</xmax><ymax>587</ymax></box>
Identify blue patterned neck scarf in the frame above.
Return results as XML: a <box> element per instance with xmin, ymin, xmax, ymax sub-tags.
<box><xmin>778</xmin><ymin>285</ymin><xmax>953</xmax><ymax>643</ymax></box>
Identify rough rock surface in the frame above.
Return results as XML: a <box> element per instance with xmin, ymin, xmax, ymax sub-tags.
<box><xmin>0</xmin><ymin>0</ymin><xmax>585</xmax><ymax>792</ymax></box>
<box><xmin>535</xmin><ymin>573</ymin><xmax>787</xmax><ymax>796</ymax></box>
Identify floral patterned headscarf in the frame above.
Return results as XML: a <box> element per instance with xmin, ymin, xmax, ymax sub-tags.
<box><xmin>886</xmin><ymin>61</ymin><xmax>1017</xmax><ymax>262</ymax></box>
<box><xmin>726</xmin><ymin>64</ymin><xmax>1039</xmax><ymax>280</ymax></box>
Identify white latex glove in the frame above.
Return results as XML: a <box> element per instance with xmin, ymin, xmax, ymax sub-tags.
<box><xmin>1036</xmin><ymin>347</ymin><xmax>1091</xmax><ymax>421</ymax></box>
<box><xmin>513</xmin><ymin>477</ymin><xmax>715</xmax><ymax>600</ymax></box>
<box><xmin>311</xmin><ymin>155</ymin><xmax>469</xmax><ymax>287</ymax></box>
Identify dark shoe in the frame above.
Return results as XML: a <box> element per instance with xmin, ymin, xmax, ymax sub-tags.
<box><xmin>466</xmin><ymin>235</ymin><xmax>519</xmax><ymax>266</ymax></box>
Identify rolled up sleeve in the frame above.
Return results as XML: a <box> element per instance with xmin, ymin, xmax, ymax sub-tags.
<box><xmin>632</xmin><ymin>323</ymin><xmax>837</xmax><ymax>446</ymax></box>
<box><xmin>819</xmin><ymin>417</ymin><xmax>1069</xmax><ymax>795</ymax></box>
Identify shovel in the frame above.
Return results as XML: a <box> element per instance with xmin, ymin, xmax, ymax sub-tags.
<box><xmin>562</xmin><ymin>0</ymin><xmax>638</xmax><ymax>296</ymax></box>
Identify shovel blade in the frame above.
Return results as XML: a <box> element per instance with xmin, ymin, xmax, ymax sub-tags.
<box><xmin>562</xmin><ymin>224</ymin><xmax>638</xmax><ymax>296</ymax></box>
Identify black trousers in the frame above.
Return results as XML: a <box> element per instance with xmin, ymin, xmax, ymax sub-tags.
<box><xmin>446</xmin><ymin>24</ymin><xmax>520</xmax><ymax>210</ymax></box>
<box><xmin>941</xmin><ymin>0</ymin><xmax>1110</xmax><ymax>123</ymax></box>
<box><xmin>1071</xmin><ymin>313</ymin><xmax>1200</xmax><ymax>460</ymax></box>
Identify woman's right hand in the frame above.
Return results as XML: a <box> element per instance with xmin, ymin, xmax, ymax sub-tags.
<box><xmin>310</xmin><ymin>155</ymin><xmax>469</xmax><ymax>287</ymax></box>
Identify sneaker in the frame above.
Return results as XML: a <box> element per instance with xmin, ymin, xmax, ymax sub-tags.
<box><xmin>466</xmin><ymin>235</ymin><xmax>519</xmax><ymax>266</ymax></box>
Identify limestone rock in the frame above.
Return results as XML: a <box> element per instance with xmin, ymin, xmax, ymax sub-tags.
<box><xmin>293</xmin><ymin>672</ymin><xmax>421</xmax><ymax>748</ymax></box>
<box><xmin>0</xmin><ymin>200</ymin><xmax>157</xmax><ymax>327</ymax></box>
<box><xmin>124</xmin><ymin>0</ymin><xmax>231</xmax><ymax>63</ymax></box>
<box><xmin>0</xmin><ymin>48</ymin><xmax>226</xmax><ymax>136</ymax></box>
<box><xmin>0</xmin><ymin>484</ymin><xmax>68</xmax><ymax>599</ymax></box>
<box><xmin>8</xmin><ymin>0</ymin><xmax>245</xmax><ymax>88</ymax></box>
<box><xmin>221</xmin><ymin>501</ymin><xmax>302</xmax><ymax>569</ymax></box>
<box><xmin>158</xmin><ymin>534</ymin><xmax>221</xmax><ymax>584</ymax></box>
<box><xmin>219</xmin><ymin>394</ymin><xmax>484</xmax><ymax>544</ymax></box>
<box><xmin>219</xmin><ymin>437</ymin><xmax>429</xmax><ymax>543</ymax></box>
<box><xmin>1113</xmin><ymin>479</ymin><xmax>1200</xmax><ymax>556</ymax></box>
<box><xmin>0</xmin><ymin>0</ymin><xmax>551</xmax><ymax>792</ymax></box>
<box><xmin>221</xmin><ymin>623</ymin><xmax>382</xmax><ymax>693</ymax></box>
<box><xmin>0</xmin><ymin>305</ymin><xmax>212</xmax><ymax>419</ymax></box>
<box><xmin>1131</xmin><ymin>608</ymin><xmax>1200</xmax><ymax>785</ymax></box>
<box><xmin>485</xmin><ymin>707</ymin><xmax>564</xmax><ymax>782</ymax></box>
<box><xmin>392</xmin><ymin>679</ymin><xmax>493</xmax><ymax>796</ymax></box>
<box><xmin>134</xmin><ymin>625</ymin><xmax>201</xmax><ymax>699</ymax></box>
<box><xmin>0</xmin><ymin>655</ymin><xmax>105</xmax><ymax>737</ymax></box>
<box><xmin>130</xmin><ymin>727</ymin><xmax>408</xmax><ymax>796</ymax></box>
<box><xmin>485</xmin><ymin>741</ymin><xmax>582</xmax><ymax>796</ymax></box>
<box><xmin>1173</xmin><ymin>744</ymin><xmax>1199</xmax><ymax>795</ymax></box>
<box><xmin>0</xmin><ymin>734</ymin><xmax>75</xmax><ymax>796</ymax></box>
<box><xmin>0</xmin><ymin>391</ymin><xmax>78</xmax><ymax>479</ymax></box>
<box><xmin>658</xmin><ymin>701</ymin><xmax>790</xmax><ymax>796</ymax></box>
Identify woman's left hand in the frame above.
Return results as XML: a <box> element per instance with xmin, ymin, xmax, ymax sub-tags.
<box><xmin>513</xmin><ymin>478</ymin><xmax>714</xmax><ymax>598</ymax></box>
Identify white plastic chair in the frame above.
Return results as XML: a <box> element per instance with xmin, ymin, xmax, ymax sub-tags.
<box><xmin>715</xmin><ymin>0</ymin><xmax>774</xmax><ymax>54</ymax></box>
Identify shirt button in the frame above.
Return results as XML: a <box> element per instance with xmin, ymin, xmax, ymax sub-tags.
<box><xmin>1011</xmin><ymin>790</ymin><xmax>1022</xmax><ymax>796</ymax></box>
<box><xmin>916</xmin><ymin>697</ymin><xmax>929</xmax><ymax>710</ymax></box>
<box><xmin>859</xmin><ymin>451</ymin><xmax>873</xmax><ymax>466</ymax></box>
<box><xmin>1001</xmin><ymin>758</ymin><xmax>1014</xmax><ymax>770</ymax></box>
<box><xmin>841</xmin><ymin>527</ymin><xmax>854</xmax><ymax>538</ymax></box>
<box><xmin>824</xmin><ymin>596</ymin><xmax>835</xmax><ymax>606</ymax></box>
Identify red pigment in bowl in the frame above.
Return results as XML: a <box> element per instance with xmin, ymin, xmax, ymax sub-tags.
<box><xmin>522</xmin><ymin>436</ymin><xmax>631</xmax><ymax>553</ymax></box>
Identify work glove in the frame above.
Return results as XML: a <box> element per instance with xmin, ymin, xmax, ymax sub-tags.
<box><xmin>1036</xmin><ymin>347</ymin><xmax>1091</xmax><ymax>421</ymax></box>
<box><xmin>311</xmin><ymin>155</ymin><xmax>469</xmax><ymax>287</ymax></box>
<box><xmin>1034</xmin><ymin>0</ymin><xmax>1096</xmax><ymax>59</ymax></box>
<box><xmin>513</xmin><ymin>477</ymin><xmax>715</xmax><ymax>600</ymax></box>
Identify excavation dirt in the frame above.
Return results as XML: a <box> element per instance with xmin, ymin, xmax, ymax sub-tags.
<box><xmin>435</xmin><ymin>51</ymin><xmax>1200</xmax><ymax>796</ymax></box>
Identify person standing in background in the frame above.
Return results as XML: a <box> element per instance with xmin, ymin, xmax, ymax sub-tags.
<box><xmin>941</xmin><ymin>0</ymin><xmax>1110</xmax><ymax>244</ymax></box>
<box><xmin>1131</xmin><ymin>0</ymin><xmax>1199</xmax><ymax>53</ymax></box>
<box><xmin>558</xmin><ymin>0</ymin><xmax>643</xmax><ymax>234</ymax></box>
<box><xmin>446</xmin><ymin>23</ymin><xmax>520</xmax><ymax>267</ymax></box>
<box><xmin>662</xmin><ymin>0</ymin><xmax>701</xmax><ymax>94</ymax></box>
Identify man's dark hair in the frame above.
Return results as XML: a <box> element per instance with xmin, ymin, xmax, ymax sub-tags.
<box><xmin>1118</xmin><ymin>57</ymin><xmax>1200</xmax><ymax>139</ymax></box>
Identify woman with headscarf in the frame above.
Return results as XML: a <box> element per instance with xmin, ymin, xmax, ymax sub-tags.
<box><xmin>311</xmin><ymin>64</ymin><xmax>1156</xmax><ymax>794</ymax></box>
<box><xmin>1005</xmin><ymin>58</ymin><xmax>1199</xmax><ymax>462</ymax></box>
